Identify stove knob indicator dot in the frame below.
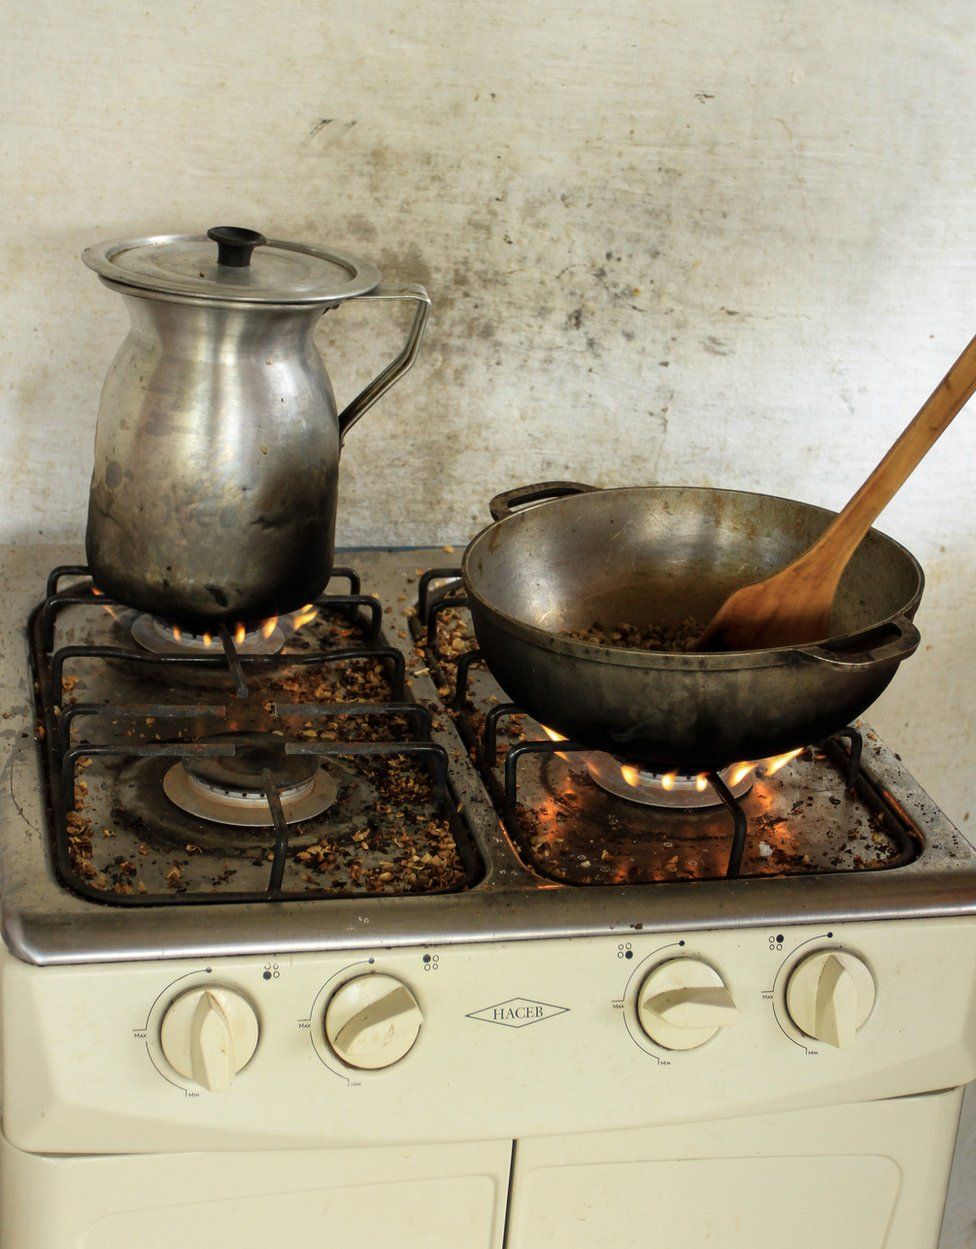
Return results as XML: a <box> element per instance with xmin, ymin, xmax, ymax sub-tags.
<box><xmin>325</xmin><ymin>974</ymin><xmax>423</xmax><ymax>1070</ymax></box>
<box><xmin>637</xmin><ymin>958</ymin><xmax>738</xmax><ymax>1051</ymax></box>
<box><xmin>785</xmin><ymin>950</ymin><xmax>876</xmax><ymax>1049</ymax></box>
<box><xmin>159</xmin><ymin>987</ymin><xmax>259</xmax><ymax>1092</ymax></box>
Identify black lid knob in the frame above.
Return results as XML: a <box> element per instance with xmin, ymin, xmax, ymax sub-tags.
<box><xmin>207</xmin><ymin>226</ymin><xmax>267</xmax><ymax>268</ymax></box>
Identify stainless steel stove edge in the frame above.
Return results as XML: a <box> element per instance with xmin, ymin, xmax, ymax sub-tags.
<box><xmin>5</xmin><ymin>857</ymin><xmax>976</xmax><ymax>967</ymax></box>
<box><xmin>5</xmin><ymin>720</ymin><xmax>976</xmax><ymax>967</ymax></box>
<box><xmin>2</xmin><ymin>545</ymin><xmax>975</xmax><ymax>967</ymax></box>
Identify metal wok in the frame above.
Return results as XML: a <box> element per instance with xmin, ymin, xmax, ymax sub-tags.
<box><xmin>461</xmin><ymin>482</ymin><xmax>923</xmax><ymax>772</ymax></box>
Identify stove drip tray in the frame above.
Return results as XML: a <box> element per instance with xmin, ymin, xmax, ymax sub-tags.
<box><xmin>163</xmin><ymin>733</ymin><xmax>338</xmax><ymax>827</ymax></box>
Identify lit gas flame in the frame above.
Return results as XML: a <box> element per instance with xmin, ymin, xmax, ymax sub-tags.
<box><xmin>761</xmin><ymin>746</ymin><xmax>804</xmax><ymax>777</ymax></box>
<box><xmin>620</xmin><ymin>764</ymin><xmax>641</xmax><ymax>788</ymax></box>
<box><xmin>695</xmin><ymin>774</ymin><xmax>708</xmax><ymax>792</ymax></box>
<box><xmin>233</xmin><ymin>622</ymin><xmax>246</xmax><ymax>646</ymax></box>
<box><xmin>727</xmin><ymin>747</ymin><xmax>804</xmax><ymax>789</ymax></box>
<box><xmin>727</xmin><ymin>760</ymin><xmax>755</xmax><ymax>787</ymax></box>
<box><xmin>292</xmin><ymin>604</ymin><xmax>318</xmax><ymax>630</ymax></box>
<box><xmin>172</xmin><ymin>625</ymin><xmax>182</xmax><ymax>642</ymax></box>
<box><xmin>660</xmin><ymin>771</ymin><xmax>677</xmax><ymax>791</ymax></box>
<box><xmin>261</xmin><ymin>615</ymin><xmax>279</xmax><ymax>640</ymax></box>
<box><xmin>202</xmin><ymin>631</ymin><xmax>213</xmax><ymax>648</ymax></box>
<box><xmin>541</xmin><ymin>725</ymin><xmax>571</xmax><ymax>762</ymax></box>
<box><xmin>90</xmin><ymin>584</ymin><xmax>121</xmax><ymax>622</ymax></box>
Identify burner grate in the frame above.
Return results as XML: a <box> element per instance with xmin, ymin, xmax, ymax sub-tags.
<box><xmin>487</xmin><ymin>719</ymin><xmax>874</xmax><ymax>878</ymax></box>
<box><xmin>55</xmin><ymin>735</ymin><xmax>464</xmax><ymax>904</ymax></box>
<box><xmin>413</xmin><ymin>564</ymin><xmax>918</xmax><ymax>884</ymax></box>
<box><xmin>30</xmin><ymin>565</ymin><xmax>482</xmax><ymax>906</ymax></box>
<box><xmin>41</xmin><ymin>567</ymin><xmax>401</xmax><ymax>704</ymax></box>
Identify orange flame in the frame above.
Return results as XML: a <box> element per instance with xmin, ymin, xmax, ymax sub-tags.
<box><xmin>233</xmin><ymin>622</ymin><xmax>246</xmax><ymax>645</ymax></box>
<box><xmin>762</xmin><ymin>746</ymin><xmax>803</xmax><ymax>777</ymax></box>
<box><xmin>202</xmin><ymin>631</ymin><xmax>213</xmax><ymax>649</ymax></box>
<box><xmin>727</xmin><ymin>760</ymin><xmax>755</xmax><ymax>787</ymax></box>
<box><xmin>541</xmin><ymin>725</ymin><xmax>571</xmax><ymax>762</ymax></box>
<box><xmin>172</xmin><ymin>625</ymin><xmax>182</xmax><ymax>642</ymax></box>
<box><xmin>726</xmin><ymin>747</ymin><xmax>804</xmax><ymax>789</ymax></box>
<box><xmin>607</xmin><ymin>749</ymin><xmax>805</xmax><ymax>799</ymax></box>
<box><xmin>261</xmin><ymin>615</ymin><xmax>279</xmax><ymax>640</ymax></box>
<box><xmin>292</xmin><ymin>604</ymin><xmax>318</xmax><ymax>630</ymax></box>
<box><xmin>90</xmin><ymin>584</ymin><xmax>121</xmax><ymax>622</ymax></box>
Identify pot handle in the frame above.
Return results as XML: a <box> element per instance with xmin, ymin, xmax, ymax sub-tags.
<box><xmin>489</xmin><ymin>481</ymin><xmax>599</xmax><ymax>521</ymax></box>
<box><xmin>796</xmin><ymin>615</ymin><xmax>921</xmax><ymax>668</ymax></box>
<box><xmin>336</xmin><ymin>284</ymin><xmax>431</xmax><ymax>441</ymax></box>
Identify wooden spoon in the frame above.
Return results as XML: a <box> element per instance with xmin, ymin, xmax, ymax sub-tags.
<box><xmin>697</xmin><ymin>331</ymin><xmax>976</xmax><ymax>650</ymax></box>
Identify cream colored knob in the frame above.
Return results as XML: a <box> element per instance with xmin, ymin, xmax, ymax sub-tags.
<box><xmin>160</xmin><ymin>987</ymin><xmax>259</xmax><ymax>1091</ymax></box>
<box><xmin>786</xmin><ymin>950</ymin><xmax>876</xmax><ymax>1048</ymax></box>
<box><xmin>637</xmin><ymin>958</ymin><xmax>738</xmax><ymax>1050</ymax></box>
<box><xmin>325</xmin><ymin>974</ymin><xmax>423</xmax><ymax>1070</ymax></box>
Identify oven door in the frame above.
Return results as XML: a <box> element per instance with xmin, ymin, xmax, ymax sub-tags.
<box><xmin>505</xmin><ymin>1088</ymin><xmax>962</xmax><ymax>1249</ymax></box>
<box><xmin>0</xmin><ymin>1135</ymin><xmax>511</xmax><ymax>1249</ymax></box>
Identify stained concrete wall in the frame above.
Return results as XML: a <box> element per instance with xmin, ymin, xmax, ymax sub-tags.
<box><xmin>1</xmin><ymin>2</ymin><xmax>975</xmax><ymax>1242</ymax></box>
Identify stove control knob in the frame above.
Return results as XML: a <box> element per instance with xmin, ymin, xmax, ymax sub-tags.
<box><xmin>786</xmin><ymin>950</ymin><xmax>875</xmax><ymax>1049</ymax></box>
<box><xmin>160</xmin><ymin>987</ymin><xmax>259</xmax><ymax>1091</ymax></box>
<box><xmin>325</xmin><ymin>974</ymin><xmax>423</xmax><ymax>1070</ymax></box>
<box><xmin>637</xmin><ymin>958</ymin><xmax>738</xmax><ymax>1050</ymax></box>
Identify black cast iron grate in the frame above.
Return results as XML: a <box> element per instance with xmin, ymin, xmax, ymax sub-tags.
<box><xmin>30</xmin><ymin>565</ymin><xmax>481</xmax><ymax>906</ymax></box>
<box><xmin>413</xmin><ymin>567</ymin><xmax>917</xmax><ymax>881</ymax></box>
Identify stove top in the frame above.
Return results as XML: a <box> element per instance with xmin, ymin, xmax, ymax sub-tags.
<box><xmin>2</xmin><ymin>545</ymin><xmax>975</xmax><ymax>966</ymax></box>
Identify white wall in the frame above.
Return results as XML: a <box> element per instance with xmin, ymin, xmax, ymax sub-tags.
<box><xmin>1</xmin><ymin>2</ymin><xmax>975</xmax><ymax>1241</ymax></box>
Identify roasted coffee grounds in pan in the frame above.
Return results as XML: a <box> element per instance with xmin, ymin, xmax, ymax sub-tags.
<box><xmin>563</xmin><ymin>618</ymin><xmax>705</xmax><ymax>652</ymax></box>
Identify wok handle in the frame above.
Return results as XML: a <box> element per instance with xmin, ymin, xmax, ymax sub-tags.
<box><xmin>489</xmin><ymin>481</ymin><xmax>599</xmax><ymax>521</ymax></box>
<box><xmin>796</xmin><ymin>615</ymin><xmax>921</xmax><ymax>668</ymax></box>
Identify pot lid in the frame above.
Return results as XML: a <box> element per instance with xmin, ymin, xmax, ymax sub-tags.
<box><xmin>82</xmin><ymin>226</ymin><xmax>382</xmax><ymax>305</ymax></box>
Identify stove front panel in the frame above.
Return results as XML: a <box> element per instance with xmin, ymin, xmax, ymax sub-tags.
<box><xmin>0</xmin><ymin>1135</ymin><xmax>510</xmax><ymax>1249</ymax></box>
<box><xmin>1</xmin><ymin>1094</ymin><xmax>960</xmax><ymax>1249</ymax></box>
<box><xmin>506</xmin><ymin>1088</ymin><xmax>962</xmax><ymax>1249</ymax></box>
<box><xmin>4</xmin><ymin>915</ymin><xmax>976</xmax><ymax>1155</ymax></box>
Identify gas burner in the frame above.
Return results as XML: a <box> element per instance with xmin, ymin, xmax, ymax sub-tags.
<box><xmin>163</xmin><ymin>733</ymin><xmax>338</xmax><ymax>827</ymax></box>
<box><xmin>131</xmin><ymin>614</ymin><xmax>286</xmax><ymax>656</ymax></box>
<box><xmin>584</xmin><ymin>753</ymin><xmax>754</xmax><ymax>808</ymax></box>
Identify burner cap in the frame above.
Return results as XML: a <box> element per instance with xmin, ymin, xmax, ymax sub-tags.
<box><xmin>585</xmin><ymin>753</ymin><xmax>754</xmax><ymax>809</ymax></box>
<box><xmin>163</xmin><ymin>733</ymin><xmax>337</xmax><ymax>827</ymax></box>
<box><xmin>131</xmin><ymin>614</ymin><xmax>285</xmax><ymax>656</ymax></box>
<box><xmin>186</xmin><ymin>737</ymin><xmax>318</xmax><ymax>791</ymax></box>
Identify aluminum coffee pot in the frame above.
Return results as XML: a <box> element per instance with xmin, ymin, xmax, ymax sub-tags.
<box><xmin>82</xmin><ymin>226</ymin><xmax>430</xmax><ymax>625</ymax></box>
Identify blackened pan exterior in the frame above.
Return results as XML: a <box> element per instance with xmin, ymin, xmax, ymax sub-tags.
<box><xmin>461</xmin><ymin>484</ymin><xmax>923</xmax><ymax>772</ymax></box>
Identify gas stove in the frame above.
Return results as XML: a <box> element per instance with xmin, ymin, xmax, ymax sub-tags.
<box><xmin>2</xmin><ymin>544</ymin><xmax>976</xmax><ymax>1249</ymax></box>
<box><xmin>2</xmin><ymin>545</ymin><xmax>976</xmax><ymax>965</ymax></box>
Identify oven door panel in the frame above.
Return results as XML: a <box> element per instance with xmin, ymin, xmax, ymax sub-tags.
<box><xmin>0</xmin><ymin>1135</ymin><xmax>510</xmax><ymax>1249</ymax></box>
<box><xmin>506</xmin><ymin>1088</ymin><xmax>962</xmax><ymax>1249</ymax></box>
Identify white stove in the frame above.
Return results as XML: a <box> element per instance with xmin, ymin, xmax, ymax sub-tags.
<box><xmin>1</xmin><ymin>544</ymin><xmax>974</xmax><ymax>1249</ymax></box>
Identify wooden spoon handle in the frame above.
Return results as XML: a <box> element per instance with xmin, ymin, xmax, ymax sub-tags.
<box><xmin>800</xmin><ymin>330</ymin><xmax>976</xmax><ymax>578</ymax></box>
